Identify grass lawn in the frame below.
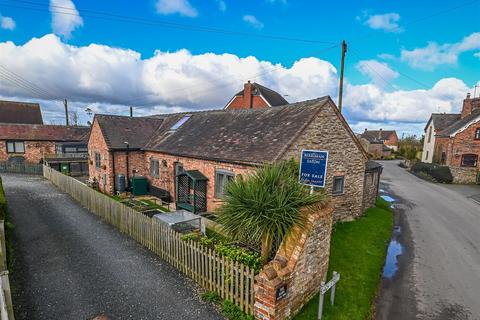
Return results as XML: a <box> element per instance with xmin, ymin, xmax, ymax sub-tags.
<box><xmin>294</xmin><ymin>197</ymin><xmax>394</xmax><ymax>320</ymax></box>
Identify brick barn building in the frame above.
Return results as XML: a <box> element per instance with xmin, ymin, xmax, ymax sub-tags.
<box><xmin>88</xmin><ymin>96</ymin><xmax>381</xmax><ymax>221</ymax></box>
<box><xmin>423</xmin><ymin>93</ymin><xmax>480</xmax><ymax>184</ymax></box>
<box><xmin>0</xmin><ymin>123</ymin><xmax>89</xmax><ymax>164</ymax></box>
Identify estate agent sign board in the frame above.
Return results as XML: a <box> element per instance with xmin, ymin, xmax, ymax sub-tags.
<box><xmin>299</xmin><ymin>150</ymin><xmax>329</xmax><ymax>188</ymax></box>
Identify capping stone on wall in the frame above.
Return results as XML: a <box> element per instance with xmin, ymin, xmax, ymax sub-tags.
<box><xmin>254</xmin><ymin>203</ymin><xmax>334</xmax><ymax>320</ymax></box>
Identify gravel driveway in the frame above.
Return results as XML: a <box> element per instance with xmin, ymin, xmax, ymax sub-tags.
<box><xmin>376</xmin><ymin>161</ymin><xmax>480</xmax><ymax>320</ymax></box>
<box><xmin>2</xmin><ymin>174</ymin><xmax>224</xmax><ymax>320</ymax></box>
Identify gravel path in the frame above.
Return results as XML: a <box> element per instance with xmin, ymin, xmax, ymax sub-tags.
<box><xmin>376</xmin><ymin>161</ymin><xmax>480</xmax><ymax>320</ymax></box>
<box><xmin>2</xmin><ymin>174</ymin><xmax>224</xmax><ymax>320</ymax></box>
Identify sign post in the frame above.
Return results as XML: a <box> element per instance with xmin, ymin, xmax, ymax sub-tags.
<box><xmin>317</xmin><ymin>272</ymin><xmax>340</xmax><ymax>320</ymax></box>
<box><xmin>299</xmin><ymin>150</ymin><xmax>329</xmax><ymax>188</ymax></box>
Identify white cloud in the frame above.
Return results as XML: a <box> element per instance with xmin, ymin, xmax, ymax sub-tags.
<box><xmin>216</xmin><ymin>0</ymin><xmax>226</xmax><ymax>11</ymax></box>
<box><xmin>0</xmin><ymin>34</ymin><xmax>473</xmax><ymax>136</ymax></box>
<box><xmin>50</xmin><ymin>0</ymin><xmax>83</xmax><ymax>38</ymax></box>
<box><xmin>401</xmin><ymin>32</ymin><xmax>480</xmax><ymax>70</ymax></box>
<box><xmin>377</xmin><ymin>53</ymin><xmax>395</xmax><ymax>60</ymax></box>
<box><xmin>0</xmin><ymin>15</ymin><xmax>16</xmax><ymax>30</ymax></box>
<box><xmin>356</xmin><ymin>60</ymin><xmax>399</xmax><ymax>88</ymax></box>
<box><xmin>344</xmin><ymin>77</ymin><xmax>470</xmax><ymax>123</ymax></box>
<box><xmin>364</xmin><ymin>12</ymin><xmax>402</xmax><ymax>33</ymax></box>
<box><xmin>243</xmin><ymin>15</ymin><xmax>264</xmax><ymax>29</ymax></box>
<box><xmin>156</xmin><ymin>0</ymin><xmax>198</xmax><ymax>17</ymax></box>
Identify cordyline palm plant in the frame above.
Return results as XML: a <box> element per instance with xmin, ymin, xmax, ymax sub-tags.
<box><xmin>217</xmin><ymin>160</ymin><xmax>327</xmax><ymax>264</ymax></box>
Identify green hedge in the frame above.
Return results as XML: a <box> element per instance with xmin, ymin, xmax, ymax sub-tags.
<box><xmin>411</xmin><ymin>162</ymin><xmax>453</xmax><ymax>183</ymax></box>
<box><xmin>0</xmin><ymin>177</ymin><xmax>13</xmax><ymax>270</ymax></box>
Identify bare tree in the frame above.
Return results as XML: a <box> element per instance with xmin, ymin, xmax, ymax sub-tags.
<box><xmin>69</xmin><ymin>111</ymin><xmax>80</xmax><ymax>126</ymax></box>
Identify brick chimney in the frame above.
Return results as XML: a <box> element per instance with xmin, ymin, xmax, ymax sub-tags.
<box><xmin>460</xmin><ymin>92</ymin><xmax>480</xmax><ymax>119</ymax></box>
<box><xmin>461</xmin><ymin>93</ymin><xmax>472</xmax><ymax>119</ymax></box>
<box><xmin>244</xmin><ymin>81</ymin><xmax>253</xmax><ymax>109</ymax></box>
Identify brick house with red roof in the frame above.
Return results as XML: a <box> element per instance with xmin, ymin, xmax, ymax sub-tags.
<box><xmin>88</xmin><ymin>96</ymin><xmax>382</xmax><ymax>221</ymax></box>
<box><xmin>423</xmin><ymin>93</ymin><xmax>480</xmax><ymax>184</ymax></box>
<box><xmin>224</xmin><ymin>81</ymin><xmax>289</xmax><ymax>110</ymax></box>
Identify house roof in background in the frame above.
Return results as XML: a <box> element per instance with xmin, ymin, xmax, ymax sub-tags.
<box><xmin>437</xmin><ymin>109</ymin><xmax>480</xmax><ymax>137</ymax></box>
<box><xmin>0</xmin><ymin>124</ymin><xmax>89</xmax><ymax>141</ymax></box>
<box><xmin>426</xmin><ymin>113</ymin><xmax>461</xmax><ymax>132</ymax></box>
<box><xmin>0</xmin><ymin>100</ymin><xmax>43</xmax><ymax>124</ymax></box>
<box><xmin>94</xmin><ymin>115</ymin><xmax>164</xmax><ymax>150</ymax></box>
<box><xmin>234</xmin><ymin>82</ymin><xmax>289</xmax><ymax>107</ymax></box>
<box><xmin>145</xmin><ymin>97</ymin><xmax>330</xmax><ymax>164</ymax></box>
<box><xmin>360</xmin><ymin>130</ymin><xmax>396</xmax><ymax>143</ymax></box>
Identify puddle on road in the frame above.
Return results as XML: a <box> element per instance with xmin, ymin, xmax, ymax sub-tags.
<box><xmin>381</xmin><ymin>195</ymin><xmax>395</xmax><ymax>203</ymax></box>
<box><xmin>381</xmin><ymin>194</ymin><xmax>405</xmax><ymax>279</ymax></box>
<box><xmin>383</xmin><ymin>226</ymin><xmax>403</xmax><ymax>278</ymax></box>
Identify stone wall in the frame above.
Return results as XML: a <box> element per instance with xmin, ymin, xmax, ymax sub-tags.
<box><xmin>450</xmin><ymin>166</ymin><xmax>479</xmax><ymax>184</ymax></box>
<box><xmin>282</xmin><ymin>100</ymin><xmax>367</xmax><ymax>221</ymax></box>
<box><xmin>254</xmin><ymin>204</ymin><xmax>334</xmax><ymax>320</ymax></box>
<box><xmin>0</xmin><ymin>140</ymin><xmax>55</xmax><ymax>163</ymax></box>
<box><xmin>363</xmin><ymin>169</ymin><xmax>380</xmax><ymax>210</ymax></box>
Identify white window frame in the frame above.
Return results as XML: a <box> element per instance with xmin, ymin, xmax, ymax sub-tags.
<box><xmin>6</xmin><ymin>141</ymin><xmax>25</xmax><ymax>153</ymax></box>
<box><xmin>215</xmin><ymin>169</ymin><xmax>235</xmax><ymax>199</ymax></box>
<box><xmin>150</xmin><ymin>158</ymin><xmax>160</xmax><ymax>178</ymax></box>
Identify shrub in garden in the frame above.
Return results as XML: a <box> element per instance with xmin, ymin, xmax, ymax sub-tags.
<box><xmin>216</xmin><ymin>160</ymin><xmax>327</xmax><ymax>263</ymax></box>
<box><xmin>411</xmin><ymin>162</ymin><xmax>453</xmax><ymax>183</ymax></box>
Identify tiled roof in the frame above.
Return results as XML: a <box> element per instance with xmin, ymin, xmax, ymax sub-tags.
<box><xmin>144</xmin><ymin>97</ymin><xmax>330</xmax><ymax>164</ymax></box>
<box><xmin>235</xmin><ymin>82</ymin><xmax>289</xmax><ymax>107</ymax></box>
<box><xmin>365</xmin><ymin>160</ymin><xmax>382</xmax><ymax>171</ymax></box>
<box><xmin>361</xmin><ymin>130</ymin><xmax>396</xmax><ymax>142</ymax></box>
<box><xmin>437</xmin><ymin>109</ymin><xmax>480</xmax><ymax>137</ymax></box>
<box><xmin>95</xmin><ymin>115</ymin><xmax>164</xmax><ymax>150</ymax></box>
<box><xmin>426</xmin><ymin>113</ymin><xmax>461</xmax><ymax>132</ymax></box>
<box><xmin>0</xmin><ymin>124</ymin><xmax>89</xmax><ymax>141</ymax></box>
<box><xmin>0</xmin><ymin>100</ymin><xmax>43</xmax><ymax>124</ymax></box>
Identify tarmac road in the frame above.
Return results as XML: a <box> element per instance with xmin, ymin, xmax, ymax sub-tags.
<box><xmin>376</xmin><ymin>161</ymin><xmax>480</xmax><ymax>320</ymax></box>
<box><xmin>2</xmin><ymin>174</ymin><xmax>224</xmax><ymax>320</ymax></box>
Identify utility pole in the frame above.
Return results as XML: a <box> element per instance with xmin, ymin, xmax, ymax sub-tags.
<box><xmin>338</xmin><ymin>40</ymin><xmax>347</xmax><ymax>113</ymax></box>
<box><xmin>130</xmin><ymin>106</ymin><xmax>133</xmax><ymax>117</ymax></box>
<box><xmin>64</xmin><ymin>99</ymin><xmax>69</xmax><ymax>126</ymax></box>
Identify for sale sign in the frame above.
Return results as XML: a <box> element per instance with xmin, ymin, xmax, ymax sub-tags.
<box><xmin>299</xmin><ymin>150</ymin><xmax>329</xmax><ymax>188</ymax></box>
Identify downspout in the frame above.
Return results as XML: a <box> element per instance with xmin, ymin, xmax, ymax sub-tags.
<box><xmin>111</xmin><ymin>151</ymin><xmax>116</xmax><ymax>194</ymax></box>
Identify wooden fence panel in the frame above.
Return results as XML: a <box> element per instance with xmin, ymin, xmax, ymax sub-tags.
<box><xmin>42</xmin><ymin>165</ymin><xmax>255</xmax><ymax>315</ymax></box>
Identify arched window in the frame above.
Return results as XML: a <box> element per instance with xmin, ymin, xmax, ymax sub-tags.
<box><xmin>461</xmin><ymin>154</ymin><xmax>478</xmax><ymax>167</ymax></box>
<box><xmin>427</xmin><ymin>126</ymin><xmax>433</xmax><ymax>143</ymax></box>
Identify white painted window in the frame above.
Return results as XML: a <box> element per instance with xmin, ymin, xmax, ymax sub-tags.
<box><xmin>6</xmin><ymin>141</ymin><xmax>25</xmax><ymax>153</ymax></box>
<box><xmin>215</xmin><ymin>169</ymin><xmax>235</xmax><ymax>199</ymax></box>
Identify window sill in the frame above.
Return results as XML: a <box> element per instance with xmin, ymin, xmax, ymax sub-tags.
<box><xmin>332</xmin><ymin>192</ymin><xmax>345</xmax><ymax>197</ymax></box>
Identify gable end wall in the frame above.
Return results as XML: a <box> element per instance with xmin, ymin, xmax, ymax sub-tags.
<box><xmin>281</xmin><ymin>101</ymin><xmax>366</xmax><ymax>221</ymax></box>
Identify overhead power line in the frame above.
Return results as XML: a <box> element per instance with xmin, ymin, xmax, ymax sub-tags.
<box><xmin>2</xmin><ymin>0</ymin><xmax>335</xmax><ymax>44</ymax></box>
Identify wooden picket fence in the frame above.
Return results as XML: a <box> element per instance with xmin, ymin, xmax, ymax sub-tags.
<box><xmin>0</xmin><ymin>162</ymin><xmax>43</xmax><ymax>175</ymax></box>
<box><xmin>43</xmin><ymin>165</ymin><xmax>256</xmax><ymax>315</ymax></box>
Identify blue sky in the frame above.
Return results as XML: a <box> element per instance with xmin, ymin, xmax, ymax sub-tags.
<box><xmin>0</xmin><ymin>0</ymin><xmax>479</xmax><ymax>135</ymax></box>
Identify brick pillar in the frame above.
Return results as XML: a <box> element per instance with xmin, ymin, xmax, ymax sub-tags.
<box><xmin>253</xmin><ymin>204</ymin><xmax>334</xmax><ymax>320</ymax></box>
<box><xmin>254</xmin><ymin>258</ymin><xmax>291</xmax><ymax>320</ymax></box>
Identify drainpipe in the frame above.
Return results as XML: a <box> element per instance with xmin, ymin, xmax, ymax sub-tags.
<box><xmin>124</xmin><ymin>141</ymin><xmax>130</xmax><ymax>189</ymax></box>
<box><xmin>111</xmin><ymin>151</ymin><xmax>116</xmax><ymax>194</ymax></box>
